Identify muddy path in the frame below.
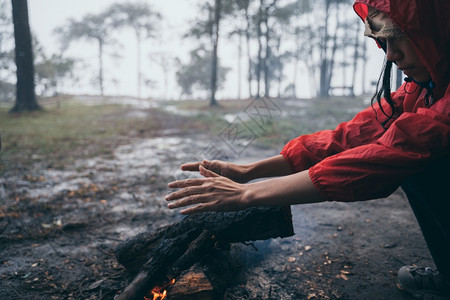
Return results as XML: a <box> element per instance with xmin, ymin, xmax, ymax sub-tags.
<box><xmin>0</xmin><ymin>98</ymin><xmax>431</xmax><ymax>299</ymax></box>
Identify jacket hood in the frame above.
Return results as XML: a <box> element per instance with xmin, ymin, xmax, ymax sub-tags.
<box><xmin>353</xmin><ymin>0</ymin><xmax>450</xmax><ymax>95</ymax></box>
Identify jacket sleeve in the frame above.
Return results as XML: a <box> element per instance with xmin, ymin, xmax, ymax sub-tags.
<box><xmin>308</xmin><ymin>96</ymin><xmax>450</xmax><ymax>202</ymax></box>
<box><xmin>281</xmin><ymin>104</ymin><xmax>388</xmax><ymax>172</ymax></box>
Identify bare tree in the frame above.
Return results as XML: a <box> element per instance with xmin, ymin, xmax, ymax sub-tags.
<box><xmin>149</xmin><ymin>52</ymin><xmax>174</xmax><ymax>100</ymax></box>
<box><xmin>186</xmin><ymin>0</ymin><xmax>234</xmax><ymax>105</ymax></box>
<box><xmin>54</xmin><ymin>11</ymin><xmax>117</xmax><ymax>96</ymax></box>
<box><xmin>35</xmin><ymin>54</ymin><xmax>75</xmax><ymax>97</ymax></box>
<box><xmin>253</xmin><ymin>0</ymin><xmax>278</xmax><ymax>98</ymax></box>
<box><xmin>10</xmin><ymin>0</ymin><xmax>40</xmax><ymax>112</ymax></box>
<box><xmin>109</xmin><ymin>2</ymin><xmax>161</xmax><ymax>99</ymax></box>
<box><xmin>232</xmin><ymin>0</ymin><xmax>255</xmax><ymax>98</ymax></box>
<box><xmin>267</xmin><ymin>1</ymin><xmax>304</xmax><ymax>97</ymax></box>
<box><xmin>350</xmin><ymin>19</ymin><xmax>363</xmax><ymax>96</ymax></box>
<box><xmin>0</xmin><ymin>0</ymin><xmax>15</xmax><ymax>102</ymax></box>
<box><xmin>227</xmin><ymin>27</ymin><xmax>245</xmax><ymax>99</ymax></box>
<box><xmin>211</xmin><ymin>0</ymin><xmax>222</xmax><ymax>106</ymax></box>
<box><xmin>285</xmin><ymin>0</ymin><xmax>313</xmax><ymax>98</ymax></box>
<box><xmin>176</xmin><ymin>46</ymin><xmax>229</xmax><ymax>98</ymax></box>
<box><xmin>317</xmin><ymin>0</ymin><xmax>354</xmax><ymax>98</ymax></box>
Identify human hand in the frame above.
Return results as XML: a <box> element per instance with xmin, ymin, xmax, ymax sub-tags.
<box><xmin>180</xmin><ymin>159</ymin><xmax>250</xmax><ymax>183</ymax></box>
<box><xmin>165</xmin><ymin>165</ymin><xmax>250</xmax><ymax>215</ymax></box>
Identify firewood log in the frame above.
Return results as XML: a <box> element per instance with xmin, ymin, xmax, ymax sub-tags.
<box><xmin>114</xmin><ymin>206</ymin><xmax>294</xmax><ymax>300</ymax></box>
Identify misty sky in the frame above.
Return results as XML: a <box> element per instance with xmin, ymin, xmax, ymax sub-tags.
<box><xmin>28</xmin><ymin>0</ymin><xmax>200</xmax><ymax>99</ymax></box>
<box><xmin>27</xmin><ymin>0</ymin><xmax>386</xmax><ymax>100</ymax></box>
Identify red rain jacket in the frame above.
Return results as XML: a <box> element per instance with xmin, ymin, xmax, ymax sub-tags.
<box><xmin>281</xmin><ymin>0</ymin><xmax>450</xmax><ymax>202</ymax></box>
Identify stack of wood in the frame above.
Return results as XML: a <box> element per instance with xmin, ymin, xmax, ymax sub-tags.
<box><xmin>114</xmin><ymin>206</ymin><xmax>294</xmax><ymax>300</ymax></box>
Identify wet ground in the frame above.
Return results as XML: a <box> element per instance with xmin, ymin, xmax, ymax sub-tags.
<box><xmin>0</xmin><ymin>97</ymin><xmax>433</xmax><ymax>299</ymax></box>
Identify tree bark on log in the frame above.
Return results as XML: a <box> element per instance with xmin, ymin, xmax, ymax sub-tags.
<box><xmin>167</xmin><ymin>264</ymin><xmax>214</xmax><ymax>300</ymax></box>
<box><xmin>114</xmin><ymin>206</ymin><xmax>294</xmax><ymax>300</ymax></box>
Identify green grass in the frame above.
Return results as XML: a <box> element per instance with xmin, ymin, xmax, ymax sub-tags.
<box><xmin>0</xmin><ymin>101</ymin><xmax>158</xmax><ymax>173</ymax></box>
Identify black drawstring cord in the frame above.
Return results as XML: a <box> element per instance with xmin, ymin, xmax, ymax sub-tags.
<box><xmin>404</xmin><ymin>77</ymin><xmax>419</xmax><ymax>94</ymax></box>
<box><xmin>404</xmin><ymin>77</ymin><xmax>435</xmax><ymax>107</ymax></box>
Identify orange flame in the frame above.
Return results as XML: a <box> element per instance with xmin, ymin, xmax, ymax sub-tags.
<box><xmin>144</xmin><ymin>279</ymin><xmax>176</xmax><ymax>300</ymax></box>
<box><xmin>151</xmin><ymin>289</ymin><xmax>167</xmax><ymax>300</ymax></box>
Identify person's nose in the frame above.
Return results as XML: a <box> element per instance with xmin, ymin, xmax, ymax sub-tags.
<box><xmin>386</xmin><ymin>40</ymin><xmax>403</xmax><ymax>62</ymax></box>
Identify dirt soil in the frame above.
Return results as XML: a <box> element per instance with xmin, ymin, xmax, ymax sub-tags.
<box><xmin>0</xmin><ymin>98</ymin><xmax>433</xmax><ymax>300</ymax></box>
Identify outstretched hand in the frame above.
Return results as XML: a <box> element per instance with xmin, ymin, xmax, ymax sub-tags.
<box><xmin>166</xmin><ymin>165</ymin><xmax>250</xmax><ymax>215</ymax></box>
<box><xmin>180</xmin><ymin>159</ymin><xmax>250</xmax><ymax>183</ymax></box>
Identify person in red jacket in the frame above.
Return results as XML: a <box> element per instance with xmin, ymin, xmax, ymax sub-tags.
<box><xmin>166</xmin><ymin>0</ymin><xmax>450</xmax><ymax>298</ymax></box>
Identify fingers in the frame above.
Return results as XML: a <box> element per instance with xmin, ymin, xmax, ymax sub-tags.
<box><xmin>180</xmin><ymin>159</ymin><xmax>214</xmax><ymax>171</ymax></box>
<box><xmin>199</xmin><ymin>165</ymin><xmax>219</xmax><ymax>178</ymax></box>
<box><xmin>203</xmin><ymin>160</ymin><xmax>227</xmax><ymax>176</ymax></box>
<box><xmin>180</xmin><ymin>159</ymin><xmax>227</xmax><ymax>176</ymax></box>
<box><xmin>166</xmin><ymin>174</ymin><xmax>217</xmax><ymax>212</ymax></box>
<box><xmin>167</xmin><ymin>177</ymin><xmax>205</xmax><ymax>189</ymax></box>
<box><xmin>180</xmin><ymin>202</ymin><xmax>216</xmax><ymax>215</ymax></box>
<box><xmin>177</xmin><ymin>162</ymin><xmax>221</xmax><ymax>181</ymax></box>
<box><xmin>166</xmin><ymin>192</ymin><xmax>213</xmax><ymax>210</ymax></box>
<box><xmin>180</xmin><ymin>161</ymin><xmax>202</xmax><ymax>171</ymax></box>
<box><xmin>166</xmin><ymin>185</ymin><xmax>206</xmax><ymax>201</ymax></box>
<box><xmin>168</xmin><ymin>160</ymin><xmax>231</xmax><ymax>215</ymax></box>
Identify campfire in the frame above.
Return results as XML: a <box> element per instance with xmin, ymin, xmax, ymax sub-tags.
<box><xmin>145</xmin><ymin>279</ymin><xmax>175</xmax><ymax>300</ymax></box>
<box><xmin>148</xmin><ymin>288</ymin><xmax>166</xmax><ymax>300</ymax></box>
<box><xmin>114</xmin><ymin>206</ymin><xmax>294</xmax><ymax>300</ymax></box>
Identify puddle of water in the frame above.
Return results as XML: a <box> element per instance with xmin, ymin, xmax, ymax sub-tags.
<box><xmin>124</xmin><ymin>110</ymin><xmax>149</xmax><ymax>119</ymax></box>
<box><xmin>6</xmin><ymin>135</ymin><xmax>211</xmax><ymax>201</ymax></box>
<box><xmin>161</xmin><ymin>105</ymin><xmax>253</xmax><ymax>125</ymax></box>
<box><xmin>73</xmin><ymin>96</ymin><xmax>159</xmax><ymax>109</ymax></box>
<box><xmin>286</xmin><ymin>110</ymin><xmax>307</xmax><ymax>117</ymax></box>
<box><xmin>5</xmin><ymin>129</ymin><xmax>280</xmax><ymax>203</ymax></box>
<box><xmin>162</xmin><ymin>105</ymin><xmax>199</xmax><ymax>117</ymax></box>
<box><xmin>112</xmin><ymin>136</ymin><xmax>202</xmax><ymax>178</ymax></box>
<box><xmin>283</xmin><ymin>99</ymin><xmax>311</xmax><ymax>108</ymax></box>
<box><xmin>223</xmin><ymin>113</ymin><xmax>251</xmax><ymax>123</ymax></box>
<box><xmin>27</xmin><ymin>178</ymin><xmax>92</xmax><ymax>200</ymax></box>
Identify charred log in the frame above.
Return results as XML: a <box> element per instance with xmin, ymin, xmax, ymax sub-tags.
<box><xmin>167</xmin><ymin>264</ymin><xmax>214</xmax><ymax>300</ymax></box>
<box><xmin>114</xmin><ymin>206</ymin><xmax>294</xmax><ymax>300</ymax></box>
<box><xmin>115</xmin><ymin>206</ymin><xmax>293</xmax><ymax>272</ymax></box>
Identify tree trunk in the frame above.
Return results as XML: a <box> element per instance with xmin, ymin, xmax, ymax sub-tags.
<box><xmin>10</xmin><ymin>0</ymin><xmax>40</xmax><ymax>113</ymax></box>
<box><xmin>325</xmin><ymin>6</ymin><xmax>341</xmax><ymax>97</ymax></box>
<box><xmin>291</xmin><ymin>27</ymin><xmax>302</xmax><ymax>99</ymax></box>
<box><xmin>210</xmin><ymin>0</ymin><xmax>221</xmax><ymax>106</ymax></box>
<box><xmin>263</xmin><ymin>5</ymin><xmax>270</xmax><ymax>97</ymax></box>
<box><xmin>136</xmin><ymin>29</ymin><xmax>142</xmax><ymax>99</ymax></box>
<box><xmin>361</xmin><ymin>37</ymin><xmax>367</xmax><ymax>94</ymax></box>
<box><xmin>293</xmin><ymin>54</ymin><xmax>298</xmax><ymax>98</ymax></box>
<box><xmin>256</xmin><ymin>0</ymin><xmax>263</xmax><ymax>98</ymax></box>
<box><xmin>237</xmin><ymin>33</ymin><xmax>242</xmax><ymax>100</ymax></box>
<box><xmin>318</xmin><ymin>0</ymin><xmax>330</xmax><ymax>98</ymax></box>
<box><xmin>263</xmin><ymin>0</ymin><xmax>277</xmax><ymax>98</ymax></box>
<box><xmin>98</xmin><ymin>39</ymin><xmax>104</xmax><ymax>96</ymax></box>
<box><xmin>275</xmin><ymin>36</ymin><xmax>282</xmax><ymax>98</ymax></box>
<box><xmin>351</xmin><ymin>23</ymin><xmax>360</xmax><ymax>97</ymax></box>
<box><xmin>244</xmin><ymin>8</ymin><xmax>254</xmax><ymax>98</ymax></box>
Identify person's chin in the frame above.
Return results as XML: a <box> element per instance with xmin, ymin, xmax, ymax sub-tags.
<box><xmin>404</xmin><ymin>69</ymin><xmax>430</xmax><ymax>83</ymax></box>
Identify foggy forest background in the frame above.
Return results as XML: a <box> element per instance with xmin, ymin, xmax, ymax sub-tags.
<box><xmin>1</xmin><ymin>0</ymin><xmax>402</xmax><ymax>112</ymax></box>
